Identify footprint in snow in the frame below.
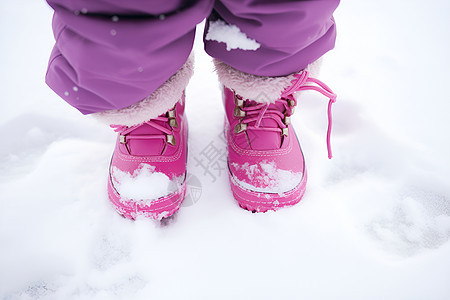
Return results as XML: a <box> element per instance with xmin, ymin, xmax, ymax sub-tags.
<box><xmin>367</xmin><ymin>186</ymin><xmax>450</xmax><ymax>257</ymax></box>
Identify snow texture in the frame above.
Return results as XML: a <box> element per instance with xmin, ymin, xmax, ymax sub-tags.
<box><xmin>1</xmin><ymin>0</ymin><xmax>450</xmax><ymax>299</ymax></box>
<box><xmin>231</xmin><ymin>161</ymin><xmax>303</xmax><ymax>194</ymax></box>
<box><xmin>205</xmin><ymin>19</ymin><xmax>261</xmax><ymax>51</ymax></box>
<box><xmin>111</xmin><ymin>164</ymin><xmax>180</xmax><ymax>201</ymax></box>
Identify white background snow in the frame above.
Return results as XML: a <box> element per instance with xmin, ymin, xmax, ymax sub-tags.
<box><xmin>205</xmin><ymin>19</ymin><xmax>261</xmax><ymax>51</ymax></box>
<box><xmin>1</xmin><ymin>0</ymin><xmax>450</xmax><ymax>299</ymax></box>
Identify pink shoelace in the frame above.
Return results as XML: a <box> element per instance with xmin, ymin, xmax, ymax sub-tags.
<box><xmin>239</xmin><ymin>70</ymin><xmax>337</xmax><ymax>159</ymax></box>
<box><xmin>110</xmin><ymin>115</ymin><xmax>175</xmax><ymax>153</ymax></box>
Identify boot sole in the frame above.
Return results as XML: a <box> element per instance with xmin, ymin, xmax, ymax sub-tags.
<box><xmin>229</xmin><ymin>169</ymin><xmax>307</xmax><ymax>213</ymax></box>
<box><xmin>107</xmin><ymin>174</ymin><xmax>186</xmax><ymax>220</ymax></box>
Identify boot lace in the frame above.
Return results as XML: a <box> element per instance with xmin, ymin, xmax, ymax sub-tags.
<box><xmin>234</xmin><ymin>70</ymin><xmax>337</xmax><ymax>158</ymax></box>
<box><xmin>110</xmin><ymin>108</ymin><xmax>178</xmax><ymax>154</ymax></box>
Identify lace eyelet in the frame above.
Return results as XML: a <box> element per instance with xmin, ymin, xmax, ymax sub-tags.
<box><xmin>167</xmin><ymin>110</ymin><xmax>176</xmax><ymax>118</ymax></box>
<box><xmin>233</xmin><ymin>90</ymin><xmax>244</xmax><ymax>107</ymax></box>
<box><xmin>169</xmin><ymin>118</ymin><xmax>178</xmax><ymax>128</ymax></box>
<box><xmin>234</xmin><ymin>122</ymin><xmax>247</xmax><ymax>133</ymax></box>
<box><xmin>167</xmin><ymin>109</ymin><xmax>178</xmax><ymax>128</ymax></box>
<box><xmin>166</xmin><ymin>134</ymin><xmax>176</xmax><ymax>145</ymax></box>
<box><xmin>234</xmin><ymin>107</ymin><xmax>246</xmax><ymax>117</ymax></box>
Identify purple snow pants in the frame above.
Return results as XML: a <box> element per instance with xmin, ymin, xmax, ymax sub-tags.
<box><xmin>45</xmin><ymin>0</ymin><xmax>339</xmax><ymax>115</ymax></box>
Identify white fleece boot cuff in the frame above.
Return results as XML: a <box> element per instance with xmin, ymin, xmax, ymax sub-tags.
<box><xmin>92</xmin><ymin>54</ymin><xmax>194</xmax><ymax>127</ymax></box>
<box><xmin>213</xmin><ymin>58</ymin><xmax>322</xmax><ymax>103</ymax></box>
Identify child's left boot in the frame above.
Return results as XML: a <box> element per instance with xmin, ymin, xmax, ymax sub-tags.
<box><xmin>215</xmin><ymin>60</ymin><xmax>336</xmax><ymax>212</ymax></box>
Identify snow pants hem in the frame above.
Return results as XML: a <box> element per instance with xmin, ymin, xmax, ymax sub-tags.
<box><xmin>45</xmin><ymin>0</ymin><xmax>339</xmax><ymax>115</ymax></box>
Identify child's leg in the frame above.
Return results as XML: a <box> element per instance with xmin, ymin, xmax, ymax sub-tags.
<box><xmin>45</xmin><ymin>0</ymin><xmax>214</xmax><ymax>116</ymax></box>
<box><xmin>204</xmin><ymin>0</ymin><xmax>339</xmax><ymax>76</ymax></box>
<box><xmin>205</xmin><ymin>0</ymin><xmax>339</xmax><ymax>212</ymax></box>
<box><xmin>44</xmin><ymin>0</ymin><xmax>215</xmax><ymax>220</ymax></box>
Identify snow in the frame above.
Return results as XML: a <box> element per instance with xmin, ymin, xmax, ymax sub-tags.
<box><xmin>231</xmin><ymin>161</ymin><xmax>303</xmax><ymax>194</ymax></box>
<box><xmin>205</xmin><ymin>19</ymin><xmax>261</xmax><ymax>51</ymax></box>
<box><xmin>1</xmin><ymin>0</ymin><xmax>450</xmax><ymax>299</ymax></box>
<box><xmin>111</xmin><ymin>164</ymin><xmax>181</xmax><ymax>202</ymax></box>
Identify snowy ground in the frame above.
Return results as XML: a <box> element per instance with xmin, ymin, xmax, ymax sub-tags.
<box><xmin>1</xmin><ymin>0</ymin><xmax>450</xmax><ymax>299</ymax></box>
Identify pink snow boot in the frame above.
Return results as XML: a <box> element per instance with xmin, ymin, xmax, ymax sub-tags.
<box><xmin>215</xmin><ymin>60</ymin><xmax>336</xmax><ymax>212</ymax></box>
<box><xmin>94</xmin><ymin>56</ymin><xmax>194</xmax><ymax>219</ymax></box>
<box><xmin>107</xmin><ymin>97</ymin><xmax>188</xmax><ymax>220</ymax></box>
